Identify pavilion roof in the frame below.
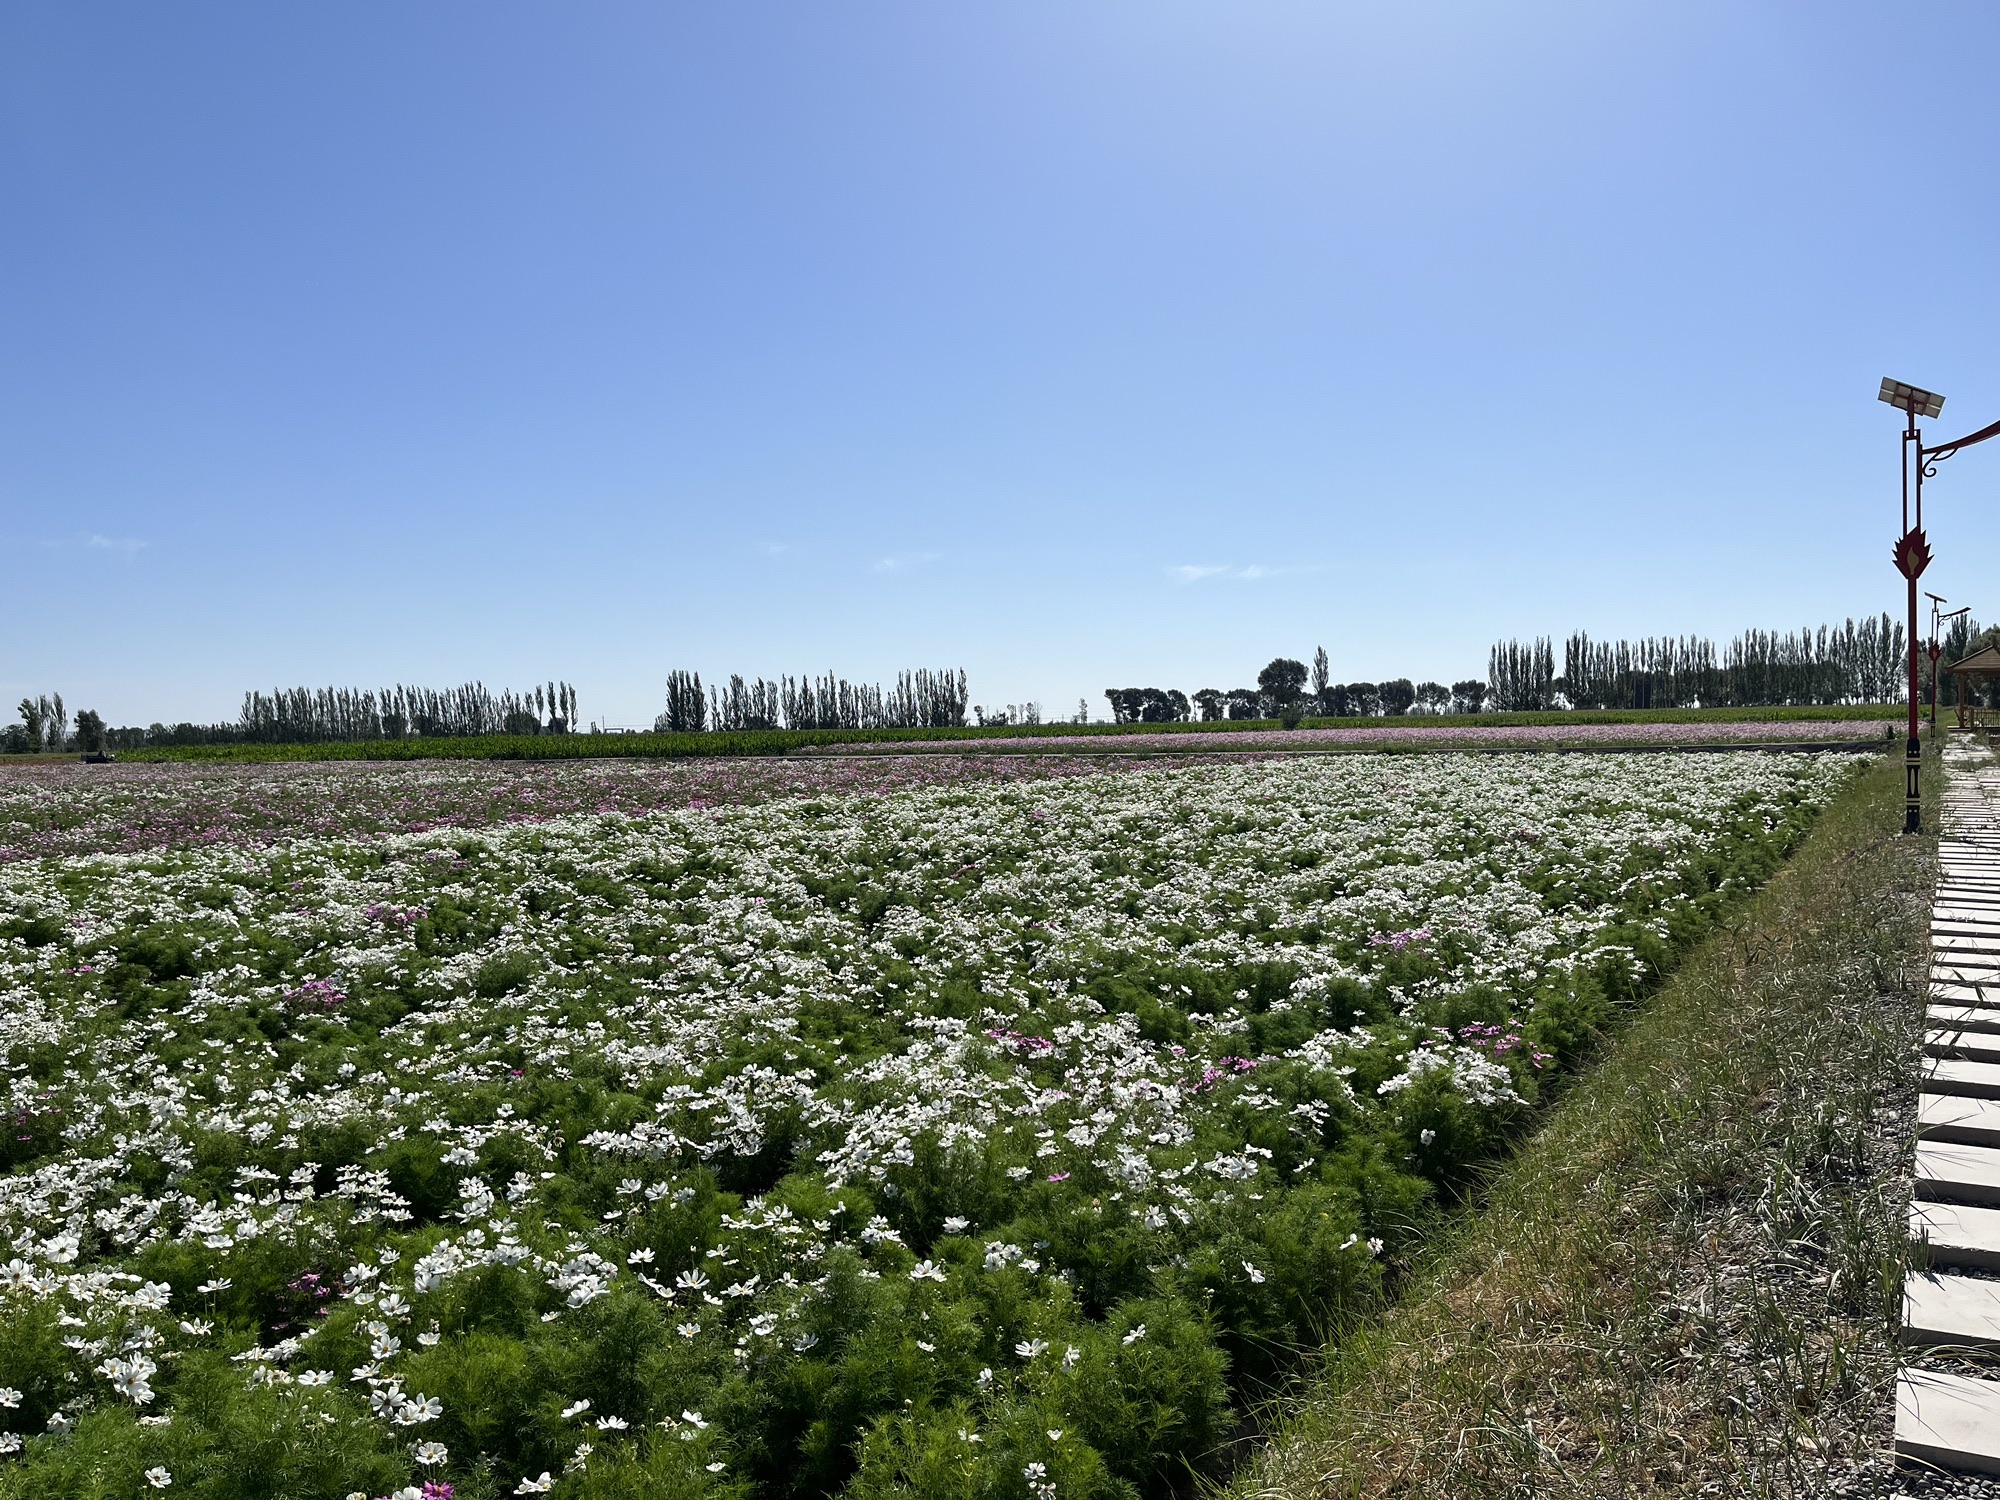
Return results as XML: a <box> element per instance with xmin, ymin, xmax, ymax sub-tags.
<box><xmin>1947</xmin><ymin>645</ymin><xmax>2000</xmax><ymax>676</ymax></box>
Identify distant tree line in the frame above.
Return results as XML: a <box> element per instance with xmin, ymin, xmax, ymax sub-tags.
<box><xmin>1103</xmin><ymin>614</ymin><xmax>1938</xmax><ymax>723</ymax></box>
<box><xmin>9</xmin><ymin>693</ymin><xmax>69</xmax><ymax>753</ymax></box>
<box><xmin>1488</xmin><ymin>616</ymin><xmax>1911</xmax><ymax>709</ymax></box>
<box><xmin>4</xmin><ymin>681</ymin><xmax>580</xmax><ymax>753</ymax></box>
<box><xmin>231</xmin><ymin>688</ymin><xmax>584</xmax><ymax>748</ymax></box>
<box><xmin>235</xmin><ymin>682</ymin><xmax>579</xmax><ymax>742</ymax></box>
<box><xmin>655</xmin><ymin>669</ymin><xmax>970</xmax><ymax>732</ymax></box>
<box><xmin>5</xmin><ymin>694</ymin><xmax>113</xmax><ymax>755</ymax></box>
<box><xmin>1107</xmin><ymin>648</ymin><xmax>1485</xmax><ymax>724</ymax></box>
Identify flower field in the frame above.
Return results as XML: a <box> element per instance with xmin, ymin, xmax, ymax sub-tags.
<box><xmin>0</xmin><ymin>752</ymin><xmax>1862</xmax><ymax>1499</ymax></box>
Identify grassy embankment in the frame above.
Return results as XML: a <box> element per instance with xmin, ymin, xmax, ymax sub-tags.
<box><xmin>1230</xmin><ymin>749</ymin><xmax>1937</xmax><ymax>1497</ymax></box>
<box><xmin>115</xmin><ymin>704</ymin><xmax>1906</xmax><ymax>764</ymax></box>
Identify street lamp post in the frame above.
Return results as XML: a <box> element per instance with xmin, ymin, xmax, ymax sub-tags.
<box><xmin>1884</xmin><ymin>379</ymin><xmax>1944</xmax><ymax>834</ymax></box>
<box><xmin>1881</xmin><ymin>376</ymin><xmax>2000</xmax><ymax>834</ymax></box>
<box><xmin>1928</xmin><ymin>595</ymin><xmax>1969</xmax><ymax>731</ymax></box>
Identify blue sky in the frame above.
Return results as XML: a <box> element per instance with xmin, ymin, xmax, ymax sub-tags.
<box><xmin>4</xmin><ymin>2</ymin><xmax>1998</xmax><ymax>728</ymax></box>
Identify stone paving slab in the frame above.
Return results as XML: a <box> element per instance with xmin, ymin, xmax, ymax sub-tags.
<box><xmin>1936</xmin><ymin>958</ymin><xmax>2000</xmax><ymax>977</ymax></box>
<box><xmin>1918</xmin><ymin>1140</ymin><xmax>2000</xmax><ymax>1205</ymax></box>
<box><xmin>1922</xmin><ymin>1094</ymin><xmax>2000</xmax><ymax>1148</ymax></box>
<box><xmin>1928</xmin><ymin>1059</ymin><xmax>2000</xmax><ymax>1101</ymax></box>
<box><xmin>1929</xmin><ymin>1031</ymin><xmax>2000</xmax><ymax>1067</ymax></box>
<box><xmin>1905</xmin><ymin>1271</ymin><xmax>2000</xmax><ymax>1351</ymax></box>
<box><xmin>1935</xmin><ymin>983</ymin><xmax>2000</xmax><ymax>1007</ymax></box>
<box><xmin>1938</xmin><ymin>966</ymin><xmax>2000</xmax><ymax>988</ymax></box>
<box><xmin>1897</xmin><ymin>1368</ymin><xmax>2000</xmax><ymax>1473</ymax></box>
<box><xmin>1912</xmin><ymin>1199</ymin><xmax>2000</xmax><ymax>1271</ymax></box>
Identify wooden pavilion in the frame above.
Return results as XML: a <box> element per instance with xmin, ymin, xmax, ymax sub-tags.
<box><xmin>1947</xmin><ymin>645</ymin><xmax>2000</xmax><ymax>729</ymax></box>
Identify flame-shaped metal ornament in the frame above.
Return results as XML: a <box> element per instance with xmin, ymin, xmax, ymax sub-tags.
<box><xmin>1895</xmin><ymin>526</ymin><xmax>1932</xmax><ymax>580</ymax></box>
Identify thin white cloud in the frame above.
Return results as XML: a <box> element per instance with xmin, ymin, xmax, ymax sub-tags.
<box><xmin>1168</xmin><ymin>562</ymin><xmax>1310</xmax><ymax>583</ymax></box>
<box><xmin>37</xmin><ymin>533</ymin><xmax>148</xmax><ymax>554</ymax></box>
<box><xmin>873</xmin><ymin>552</ymin><xmax>941</xmax><ymax>575</ymax></box>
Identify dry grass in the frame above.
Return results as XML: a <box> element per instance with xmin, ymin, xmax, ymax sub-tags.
<box><xmin>1231</xmin><ymin>752</ymin><xmax>1933</xmax><ymax>1499</ymax></box>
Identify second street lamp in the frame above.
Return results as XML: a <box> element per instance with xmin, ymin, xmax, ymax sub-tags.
<box><xmin>1928</xmin><ymin>594</ymin><xmax>1970</xmax><ymax>731</ymax></box>
<box><xmin>1880</xmin><ymin>376</ymin><xmax>2000</xmax><ymax>834</ymax></box>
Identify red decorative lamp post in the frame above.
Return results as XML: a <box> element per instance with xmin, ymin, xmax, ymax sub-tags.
<box><xmin>1881</xmin><ymin>376</ymin><xmax>2000</xmax><ymax>834</ymax></box>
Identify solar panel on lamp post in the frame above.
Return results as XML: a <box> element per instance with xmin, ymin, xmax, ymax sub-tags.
<box><xmin>1881</xmin><ymin>378</ymin><xmax>1944</xmax><ymax>835</ymax></box>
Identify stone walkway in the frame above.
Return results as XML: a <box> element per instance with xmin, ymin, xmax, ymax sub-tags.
<box><xmin>1901</xmin><ymin>739</ymin><xmax>2000</xmax><ymax>1473</ymax></box>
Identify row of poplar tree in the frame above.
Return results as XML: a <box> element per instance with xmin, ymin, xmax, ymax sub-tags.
<box><xmin>654</xmin><ymin>669</ymin><xmax>970</xmax><ymax>732</ymax></box>
<box><xmin>1488</xmin><ymin>615</ymin><xmax>1925</xmax><ymax>710</ymax></box>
